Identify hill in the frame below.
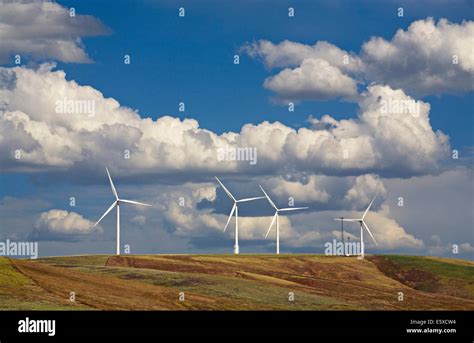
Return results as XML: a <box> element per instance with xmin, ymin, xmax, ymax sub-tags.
<box><xmin>1</xmin><ymin>254</ymin><xmax>473</xmax><ymax>310</ymax></box>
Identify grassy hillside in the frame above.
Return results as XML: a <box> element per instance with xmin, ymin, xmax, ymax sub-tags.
<box><xmin>1</xmin><ymin>254</ymin><xmax>473</xmax><ymax>310</ymax></box>
<box><xmin>368</xmin><ymin>255</ymin><xmax>474</xmax><ymax>300</ymax></box>
<box><xmin>0</xmin><ymin>257</ymin><xmax>88</xmax><ymax>310</ymax></box>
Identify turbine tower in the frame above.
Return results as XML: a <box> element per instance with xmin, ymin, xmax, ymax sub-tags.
<box><xmin>259</xmin><ymin>185</ymin><xmax>308</xmax><ymax>254</ymax></box>
<box><xmin>215</xmin><ymin>177</ymin><xmax>264</xmax><ymax>254</ymax></box>
<box><xmin>95</xmin><ymin>168</ymin><xmax>152</xmax><ymax>255</ymax></box>
<box><xmin>334</xmin><ymin>196</ymin><xmax>378</xmax><ymax>257</ymax></box>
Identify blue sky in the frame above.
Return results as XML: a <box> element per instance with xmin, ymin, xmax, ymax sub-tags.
<box><xmin>0</xmin><ymin>0</ymin><xmax>473</xmax><ymax>258</ymax></box>
<box><xmin>3</xmin><ymin>0</ymin><xmax>472</xmax><ymax>190</ymax></box>
<box><xmin>57</xmin><ymin>0</ymin><xmax>473</xmax><ymax>139</ymax></box>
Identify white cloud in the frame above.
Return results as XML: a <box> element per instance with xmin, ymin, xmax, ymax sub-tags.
<box><xmin>158</xmin><ymin>184</ymin><xmax>222</xmax><ymax>237</ymax></box>
<box><xmin>32</xmin><ymin>209</ymin><xmax>100</xmax><ymax>241</ymax></box>
<box><xmin>283</xmin><ymin>84</ymin><xmax>449</xmax><ymax>176</ymax></box>
<box><xmin>209</xmin><ymin>177</ymin><xmax>422</xmax><ymax>251</ymax></box>
<box><xmin>0</xmin><ymin>0</ymin><xmax>109</xmax><ymax>63</ymax></box>
<box><xmin>364</xmin><ymin>206</ymin><xmax>424</xmax><ymax>250</ymax></box>
<box><xmin>244</xmin><ymin>18</ymin><xmax>474</xmax><ymax>98</ymax></box>
<box><xmin>286</xmin><ymin>206</ymin><xmax>424</xmax><ymax>251</ymax></box>
<box><xmin>2</xmin><ymin>178</ymin><xmax>428</xmax><ymax>253</ymax></box>
<box><xmin>263</xmin><ymin>58</ymin><xmax>358</xmax><ymax>101</ymax></box>
<box><xmin>242</xmin><ymin>40</ymin><xmax>363</xmax><ymax>72</ymax></box>
<box><xmin>141</xmin><ymin>181</ymin><xmax>297</xmax><ymax>243</ymax></box>
<box><xmin>345</xmin><ymin>174</ymin><xmax>386</xmax><ymax>208</ymax></box>
<box><xmin>0</xmin><ymin>64</ymin><xmax>235</xmax><ymax>173</ymax></box>
<box><xmin>0</xmin><ymin>65</ymin><xmax>449</xmax><ymax>178</ymax></box>
<box><xmin>262</xmin><ymin>175</ymin><xmax>330</xmax><ymax>203</ymax></box>
<box><xmin>362</xmin><ymin>18</ymin><xmax>474</xmax><ymax>95</ymax></box>
<box><xmin>243</xmin><ymin>40</ymin><xmax>361</xmax><ymax>101</ymax></box>
<box><xmin>230</xmin><ymin>215</ymin><xmax>294</xmax><ymax>241</ymax></box>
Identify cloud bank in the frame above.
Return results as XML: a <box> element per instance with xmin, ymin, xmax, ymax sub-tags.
<box><xmin>243</xmin><ymin>18</ymin><xmax>474</xmax><ymax>99</ymax></box>
<box><xmin>0</xmin><ymin>64</ymin><xmax>449</xmax><ymax>178</ymax></box>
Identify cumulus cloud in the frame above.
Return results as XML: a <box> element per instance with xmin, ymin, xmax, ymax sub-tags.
<box><xmin>32</xmin><ymin>209</ymin><xmax>100</xmax><ymax>241</ymax></box>
<box><xmin>2</xmin><ymin>178</ymin><xmax>426</xmax><ymax>253</ymax></box>
<box><xmin>156</xmin><ymin>178</ymin><xmax>422</xmax><ymax>252</ymax></box>
<box><xmin>364</xmin><ymin>206</ymin><xmax>424</xmax><ymax>250</ymax></box>
<box><xmin>242</xmin><ymin>39</ymin><xmax>363</xmax><ymax>72</ymax></box>
<box><xmin>142</xmin><ymin>181</ymin><xmax>297</xmax><ymax>245</ymax></box>
<box><xmin>345</xmin><ymin>174</ymin><xmax>386</xmax><ymax>208</ymax></box>
<box><xmin>231</xmin><ymin>215</ymin><xmax>294</xmax><ymax>241</ymax></box>
<box><xmin>158</xmin><ymin>184</ymin><xmax>222</xmax><ymax>237</ymax></box>
<box><xmin>281</xmin><ymin>205</ymin><xmax>424</xmax><ymax>251</ymax></box>
<box><xmin>0</xmin><ymin>64</ymin><xmax>449</xmax><ymax>178</ymax></box>
<box><xmin>0</xmin><ymin>0</ymin><xmax>110</xmax><ymax>63</ymax></box>
<box><xmin>243</xmin><ymin>40</ymin><xmax>360</xmax><ymax>101</ymax></box>
<box><xmin>283</xmin><ymin>84</ymin><xmax>448</xmax><ymax>176</ymax></box>
<box><xmin>361</xmin><ymin>18</ymin><xmax>474</xmax><ymax>96</ymax></box>
<box><xmin>262</xmin><ymin>175</ymin><xmax>330</xmax><ymax>203</ymax></box>
<box><xmin>0</xmin><ymin>64</ymin><xmax>233</xmax><ymax>174</ymax></box>
<box><xmin>263</xmin><ymin>58</ymin><xmax>358</xmax><ymax>101</ymax></box>
<box><xmin>244</xmin><ymin>18</ymin><xmax>474</xmax><ymax>98</ymax></box>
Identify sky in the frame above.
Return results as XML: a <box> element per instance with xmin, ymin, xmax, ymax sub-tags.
<box><xmin>0</xmin><ymin>0</ymin><xmax>473</xmax><ymax>258</ymax></box>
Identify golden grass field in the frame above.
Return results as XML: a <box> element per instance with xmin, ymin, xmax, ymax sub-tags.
<box><xmin>1</xmin><ymin>254</ymin><xmax>473</xmax><ymax>310</ymax></box>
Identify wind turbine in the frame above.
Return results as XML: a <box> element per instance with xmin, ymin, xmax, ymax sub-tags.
<box><xmin>215</xmin><ymin>177</ymin><xmax>264</xmax><ymax>254</ymax></box>
<box><xmin>334</xmin><ymin>196</ymin><xmax>378</xmax><ymax>258</ymax></box>
<box><xmin>259</xmin><ymin>185</ymin><xmax>308</xmax><ymax>255</ymax></box>
<box><xmin>95</xmin><ymin>168</ymin><xmax>152</xmax><ymax>255</ymax></box>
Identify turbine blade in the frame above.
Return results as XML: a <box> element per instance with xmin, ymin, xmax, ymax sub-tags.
<box><xmin>106</xmin><ymin>168</ymin><xmax>118</xmax><ymax>200</ymax></box>
<box><xmin>333</xmin><ymin>218</ymin><xmax>359</xmax><ymax>222</ymax></box>
<box><xmin>237</xmin><ymin>196</ymin><xmax>265</xmax><ymax>203</ymax></box>
<box><xmin>119</xmin><ymin>199</ymin><xmax>152</xmax><ymax>207</ymax></box>
<box><xmin>215</xmin><ymin>176</ymin><xmax>236</xmax><ymax>202</ymax></box>
<box><xmin>362</xmin><ymin>196</ymin><xmax>376</xmax><ymax>220</ymax></box>
<box><xmin>265</xmin><ymin>212</ymin><xmax>278</xmax><ymax>239</ymax></box>
<box><xmin>259</xmin><ymin>185</ymin><xmax>278</xmax><ymax>210</ymax></box>
<box><xmin>362</xmin><ymin>221</ymin><xmax>378</xmax><ymax>245</ymax></box>
<box><xmin>95</xmin><ymin>201</ymin><xmax>116</xmax><ymax>226</ymax></box>
<box><xmin>279</xmin><ymin>207</ymin><xmax>309</xmax><ymax>212</ymax></box>
<box><xmin>223</xmin><ymin>203</ymin><xmax>236</xmax><ymax>232</ymax></box>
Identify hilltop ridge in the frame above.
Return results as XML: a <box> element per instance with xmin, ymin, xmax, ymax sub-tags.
<box><xmin>1</xmin><ymin>254</ymin><xmax>473</xmax><ymax>310</ymax></box>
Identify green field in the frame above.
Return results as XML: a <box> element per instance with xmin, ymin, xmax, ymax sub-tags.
<box><xmin>1</xmin><ymin>254</ymin><xmax>473</xmax><ymax>310</ymax></box>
